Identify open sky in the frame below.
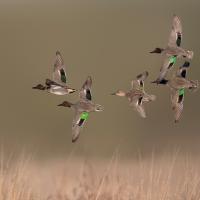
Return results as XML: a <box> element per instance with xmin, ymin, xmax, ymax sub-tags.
<box><xmin>0</xmin><ymin>0</ymin><xmax>199</xmax><ymax>159</ymax></box>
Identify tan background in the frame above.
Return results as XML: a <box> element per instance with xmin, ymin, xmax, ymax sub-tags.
<box><xmin>0</xmin><ymin>0</ymin><xmax>199</xmax><ymax>158</ymax></box>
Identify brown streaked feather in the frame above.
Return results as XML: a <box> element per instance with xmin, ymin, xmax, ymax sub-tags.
<box><xmin>54</xmin><ymin>51</ymin><xmax>65</xmax><ymax>69</ymax></box>
<box><xmin>170</xmin><ymin>88</ymin><xmax>184</xmax><ymax>123</ymax></box>
<box><xmin>53</xmin><ymin>51</ymin><xmax>67</xmax><ymax>84</ymax></box>
<box><xmin>131</xmin><ymin>71</ymin><xmax>148</xmax><ymax>90</ymax></box>
<box><xmin>80</xmin><ymin>76</ymin><xmax>92</xmax><ymax>101</ymax></box>
<box><xmin>130</xmin><ymin>96</ymin><xmax>146</xmax><ymax>118</ymax></box>
<box><xmin>168</xmin><ymin>15</ymin><xmax>183</xmax><ymax>47</ymax></box>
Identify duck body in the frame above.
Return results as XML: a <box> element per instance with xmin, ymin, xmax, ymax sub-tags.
<box><xmin>112</xmin><ymin>71</ymin><xmax>156</xmax><ymax>118</ymax></box>
<box><xmin>152</xmin><ymin>46</ymin><xmax>193</xmax><ymax>59</ymax></box>
<box><xmin>72</xmin><ymin>100</ymin><xmax>103</xmax><ymax>113</ymax></box>
<box><xmin>151</xmin><ymin>15</ymin><xmax>194</xmax><ymax>83</ymax></box>
<box><xmin>167</xmin><ymin>76</ymin><xmax>198</xmax><ymax>90</ymax></box>
<box><xmin>33</xmin><ymin>79</ymin><xmax>76</xmax><ymax>95</ymax></box>
<box><xmin>45</xmin><ymin>79</ymin><xmax>76</xmax><ymax>95</ymax></box>
<box><xmin>32</xmin><ymin>51</ymin><xmax>76</xmax><ymax>95</ymax></box>
<box><xmin>58</xmin><ymin>76</ymin><xmax>103</xmax><ymax>143</ymax></box>
<box><xmin>159</xmin><ymin>61</ymin><xmax>198</xmax><ymax>122</ymax></box>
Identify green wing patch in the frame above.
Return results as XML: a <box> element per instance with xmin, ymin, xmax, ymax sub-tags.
<box><xmin>169</xmin><ymin>56</ymin><xmax>177</xmax><ymax>64</ymax></box>
<box><xmin>178</xmin><ymin>88</ymin><xmax>185</xmax><ymax>96</ymax></box>
<box><xmin>60</xmin><ymin>69</ymin><xmax>67</xmax><ymax>83</ymax></box>
<box><xmin>80</xmin><ymin>112</ymin><xmax>89</xmax><ymax>120</ymax></box>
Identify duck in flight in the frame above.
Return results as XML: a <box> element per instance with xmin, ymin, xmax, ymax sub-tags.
<box><xmin>111</xmin><ymin>71</ymin><xmax>156</xmax><ymax>118</ymax></box>
<box><xmin>58</xmin><ymin>76</ymin><xmax>103</xmax><ymax>143</ymax></box>
<box><xmin>32</xmin><ymin>51</ymin><xmax>76</xmax><ymax>95</ymax></box>
<box><xmin>157</xmin><ymin>61</ymin><xmax>198</xmax><ymax>122</ymax></box>
<box><xmin>150</xmin><ymin>15</ymin><xmax>194</xmax><ymax>84</ymax></box>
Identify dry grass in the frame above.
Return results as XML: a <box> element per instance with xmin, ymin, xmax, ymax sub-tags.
<box><xmin>0</xmin><ymin>150</ymin><xmax>200</xmax><ymax>200</ymax></box>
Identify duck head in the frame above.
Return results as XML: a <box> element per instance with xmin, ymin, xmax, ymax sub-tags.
<box><xmin>150</xmin><ymin>47</ymin><xmax>164</xmax><ymax>54</ymax></box>
<box><xmin>152</xmin><ymin>79</ymin><xmax>169</xmax><ymax>85</ymax></box>
<box><xmin>57</xmin><ymin>101</ymin><xmax>73</xmax><ymax>108</ymax></box>
<box><xmin>32</xmin><ymin>84</ymin><xmax>46</xmax><ymax>90</ymax></box>
<box><xmin>111</xmin><ymin>90</ymin><xmax>126</xmax><ymax>97</ymax></box>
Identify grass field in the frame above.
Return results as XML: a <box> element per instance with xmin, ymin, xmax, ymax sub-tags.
<box><xmin>1</xmin><ymin>150</ymin><xmax>200</xmax><ymax>200</ymax></box>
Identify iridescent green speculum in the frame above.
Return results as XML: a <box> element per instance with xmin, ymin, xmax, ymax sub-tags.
<box><xmin>60</xmin><ymin>69</ymin><xmax>67</xmax><ymax>83</ymax></box>
<box><xmin>61</xmin><ymin>75</ymin><xmax>66</xmax><ymax>83</ymax></box>
<box><xmin>80</xmin><ymin>112</ymin><xmax>89</xmax><ymax>120</ymax></box>
<box><xmin>179</xmin><ymin>88</ymin><xmax>185</xmax><ymax>96</ymax></box>
<box><xmin>169</xmin><ymin>56</ymin><xmax>177</xmax><ymax>64</ymax></box>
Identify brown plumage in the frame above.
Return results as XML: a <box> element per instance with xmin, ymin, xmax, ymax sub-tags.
<box><xmin>112</xmin><ymin>71</ymin><xmax>156</xmax><ymax>118</ymax></box>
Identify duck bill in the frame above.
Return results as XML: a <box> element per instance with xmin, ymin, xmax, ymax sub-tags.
<box><xmin>57</xmin><ymin>103</ymin><xmax>65</xmax><ymax>107</ymax></box>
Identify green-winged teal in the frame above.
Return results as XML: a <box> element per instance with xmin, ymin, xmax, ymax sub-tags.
<box><xmin>32</xmin><ymin>51</ymin><xmax>76</xmax><ymax>95</ymax></box>
<box><xmin>58</xmin><ymin>76</ymin><xmax>103</xmax><ymax>143</ymax></box>
<box><xmin>111</xmin><ymin>71</ymin><xmax>156</xmax><ymax>118</ymax></box>
<box><xmin>150</xmin><ymin>15</ymin><xmax>194</xmax><ymax>83</ymax></box>
<box><xmin>158</xmin><ymin>61</ymin><xmax>198</xmax><ymax>122</ymax></box>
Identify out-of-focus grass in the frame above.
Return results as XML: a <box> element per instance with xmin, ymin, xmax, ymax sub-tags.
<box><xmin>1</xmin><ymin>150</ymin><xmax>200</xmax><ymax>200</ymax></box>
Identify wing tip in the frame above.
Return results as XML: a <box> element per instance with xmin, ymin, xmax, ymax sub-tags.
<box><xmin>56</xmin><ymin>50</ymin><xmax>61</xmax><ymax>55</ymax></box>
<box><xmin>174</xmin><ymin>119</ymin><xmax>179</xmax><ymax>123</ymax></box>
<box><xmin>136</xmin><ymin>71</ymin><xmax>149</xmax><ymax>80</ymax></box>
<box><xmin>87</xmin><ymin>75</ymin><xmax>92</xmax><ymax>82</ymax></box>
<box><xmin>72</xmin><ymin>137</ymin><xmax>79</xmax><ymax>143</ymax></box>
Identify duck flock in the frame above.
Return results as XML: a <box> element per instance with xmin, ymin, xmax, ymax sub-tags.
<box><xmin>33</xmin><ymin>15</ymin><xmax>198</xmax><ymax>142</ymax></box>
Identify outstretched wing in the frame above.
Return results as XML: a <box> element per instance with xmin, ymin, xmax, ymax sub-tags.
<box><xmin>131</xmin><ymin>71</ymin><xmax>149</xmax><ymax>90</ymax></box>
<box><xmin>170</xmin><ymin>88</ymin><xmax>184</xmax><ymax>123</ymax></box>
<box><xmin>79</xmin><ymin>76</ymin><xmax>92</xmax><ymax>101</ymax></box>
<box><xmin>168</xmin><ymin>15</ymin><xmax>182</xmax><ymax>47</ymax></box>
<box><xmin>53</xmin><ymin>51</ymin><xmax>67</xmax><ymax>84</ymax></box>
<box><xmin>156</xmin><ymin>55</ymin><xmax>177</xmax><ymax>81</ymax></box>
<box><xmin>130</xmin><ymin>96</ymin><xmax>146</xmax><ymax>118</ymax></box>
<box><xmin>71</xmin><ymin>111</ymin><xmax>89</xmax><ymax>143</ymax></box>
<box><xmin>176</xmin><ymin>61</ymin><xmax>190</xmax><ymax>78</ymax></box>
<box><xmin>142</xmin><ymin>93</ymin><xmax>156</xmax><ymax>102</ymax></box>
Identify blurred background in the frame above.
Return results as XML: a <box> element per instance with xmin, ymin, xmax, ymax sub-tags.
<box><xmin>0</xmin><ymin>0</ymin><xmax>199</xmax><ymax>159</ymax></box>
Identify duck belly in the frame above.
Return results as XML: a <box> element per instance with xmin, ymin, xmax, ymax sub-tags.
<box><xmin>165</xmin><ymin>47</ymin><xmax>183</xmax><ymax>57</ymax></box>
<box><xmin>48</xmin><ymin>86</ymin><xmax>69</xmax><ymax>95</ymax></box>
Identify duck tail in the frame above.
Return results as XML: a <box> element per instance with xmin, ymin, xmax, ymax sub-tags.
<box><xmin>150</xmin><ymin>48</ymin><xmax>164</xmax><ymax>54</ymax></box>
<box><xmin>189</xmin><ymin>80</ymin><xmax>199</xmax><ymax>92</ymax></box>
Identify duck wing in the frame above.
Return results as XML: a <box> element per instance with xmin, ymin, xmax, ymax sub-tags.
<box><xmin>176</xmin><ymin>61</ymin><xmax>190</xmax><ymax>78</ymax></box>
<box><xmin>71</xmin><ymin>110</ymin><xmax>89</xmax><ymax>143</ymax></box>
<box><xmin>79</xmin><ymin>76</ymin><xmax>92</xmax><ymax>101</ymax></box>
<box><xmin>142</xmin><ymin>93</ymin><xmax>156</xmax><ymax>102</ymax></box>
<box><xmin>53</xmin><ymin>51</ymin><xmax>67</xmax><ymax>84</ymax></box>
<box><xmin>171</xmin><ymin>88</ymin><xmax>184</xmax><ymax>123</ymax></box>
<box><xmin>131</xmin><ymin>71</ymin><xmax>149</xmax><ymax>90</ymax></box>
<box><xmin>168</xmin><ymin>15</ymin><xmax>182</xmax><ymax>47</ymax></box>
<box><xmin>130</xmin><ymin>96</ymin><xmax>146</xmax><ymax>118</ymax></box>
<box><xmin>45</xmin><ymin>78</ymin><xmax>63</xmax><ymax>87</ymax></box>
<box><xmin>155</xmin><ymin>55</ymin><xmax>177</xmax><ymax>82</ymax></box>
